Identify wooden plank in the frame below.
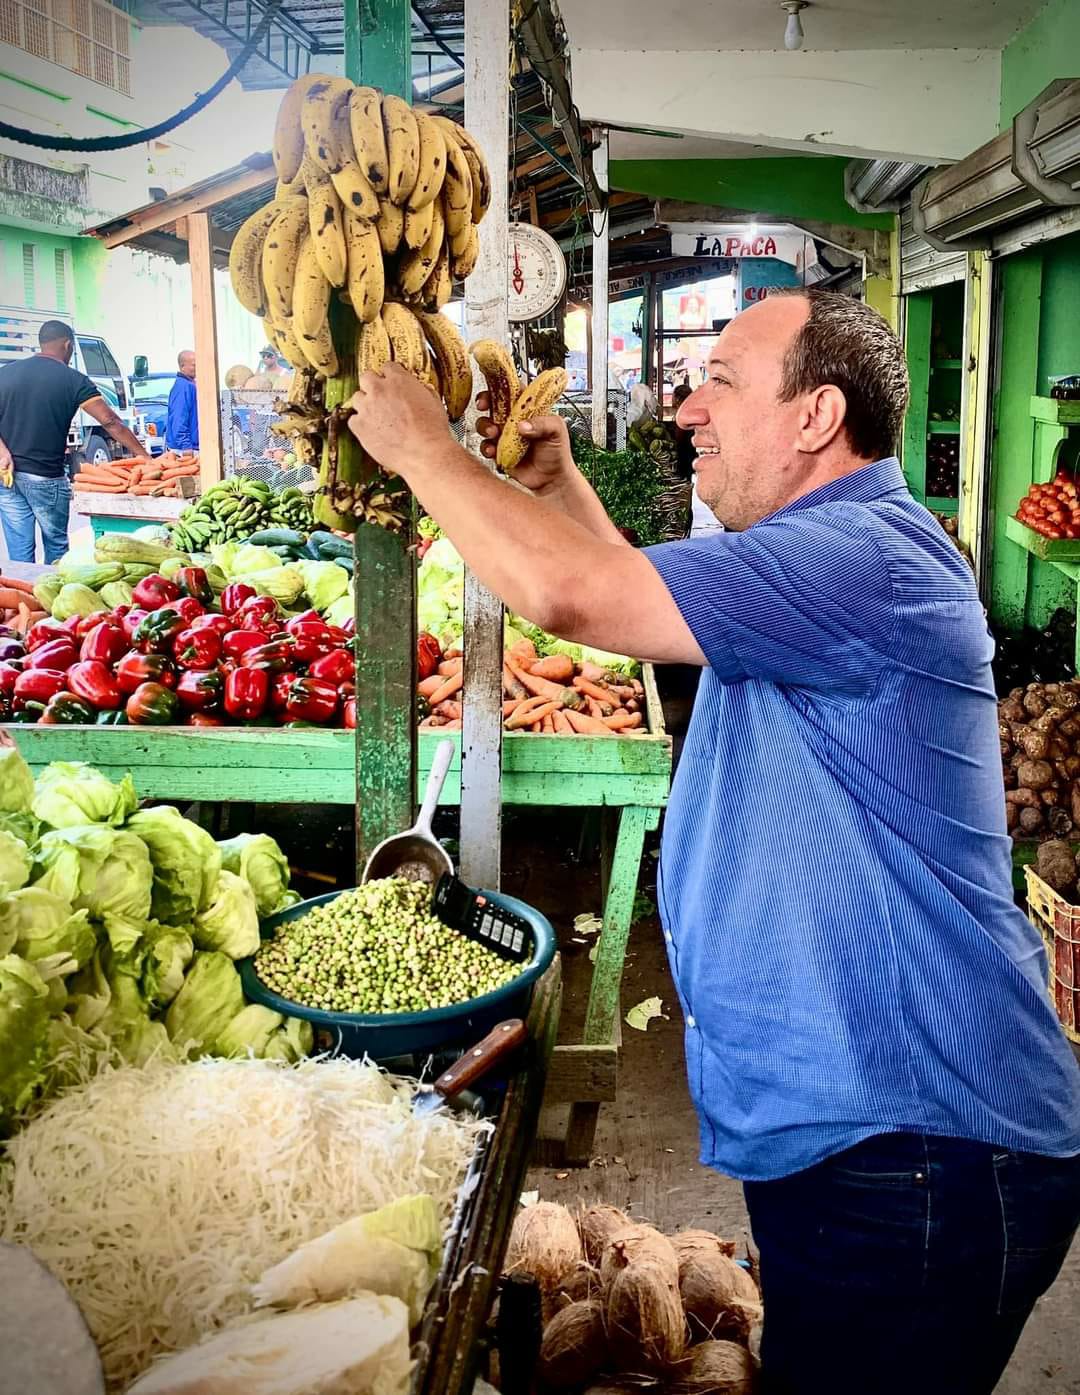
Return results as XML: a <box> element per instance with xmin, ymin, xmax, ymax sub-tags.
<box><xmin>901</xmin><ymin>291</ymin><xmax>932</xmax><ymax>502</ymax></box>
<box><xmin>591</xmin><ymin>131</ymin><xmax>609</xmax><ymax>448</ymax></box>
<box><xmin>458</xmin><ymin>0</ymin><xmax>509</xmax><ymax>890</ymax></box>
<box><xmin>1031</xmin><ymin>395</ymin><xmax>1080</xmax><ymax>426</ymax></box>
<box><xmin>544</xmin><ymin>1042</ymin><xmax>618</xmax><ymax>1103</ymax></box>
<box><xmin>72</xmin><ymin>495</ymin><xmax>187</xmax><ymax>520</ymax></box>
<box><xmin>186</xmin><ymin>211</ymin><xmax>223</xmax><ymax>491</ymax></box>
<box><xmin>96</xmin><ymin>163</ymin><xmax>274</xmax><ymax>249</ymax></box>
<box><xmin>1005</xmin><ymin>513</ymin><xmax>1080</xmax><ymax>562</ymax></box>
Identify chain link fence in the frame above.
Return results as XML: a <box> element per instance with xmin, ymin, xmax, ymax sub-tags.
<box><xmin>219</xmin><ymin>388</ymin><xmax>316</xmax><ymax>493</ymax></box>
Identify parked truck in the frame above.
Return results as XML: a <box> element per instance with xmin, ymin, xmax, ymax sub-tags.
<box><xmin>0</xmin><ymin>306</ymin><xmax>140</xmax><ymax>467</ymax></box>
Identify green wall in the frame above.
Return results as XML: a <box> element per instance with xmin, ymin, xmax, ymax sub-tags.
<box><xmin>608</xmin><ymin>156</ymin><xmax>893</xmax><ymax>232</ymax></box>
<box><xmin>999</xmin><ymin>0</ymin><xmax>1080</xmax><ymax>128</ymax></box>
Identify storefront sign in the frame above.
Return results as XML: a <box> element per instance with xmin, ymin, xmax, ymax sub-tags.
<box><xmin>667</xmin><ymin>223</ymin><xmax>818</xmax><ymax>273</ymax></box>
<box><xmin>609</xmin><ymin>260</ymin><xmax>733</xmax><ymax>298</ymax></box>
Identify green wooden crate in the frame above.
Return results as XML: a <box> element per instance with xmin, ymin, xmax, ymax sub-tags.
<box><xmin>1005</xmin><ymin>513</ymin><xmax>1080</xmax><ymax>562</ymax></box>
<box><xmin>1031</xmin><ymin>395</ymin><xmax>1080</xmax><ymax>427</ymax></box>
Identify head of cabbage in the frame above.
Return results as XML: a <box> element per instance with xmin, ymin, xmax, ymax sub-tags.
<box><xmin>126</xmin><ymin>807</ymin><xmax>221</xmax><ymax>926</ymax></box>
<box><xmin>0</xmin><ymin>747</ymin><xmax>35</xmax><ymax>815</ymax></box>
<box><xmin>216</xmin><ymin>832</ymin><xmax>294</xmax><ymax>918</ymax></box>
<box><xmin>33</xmin><ymin>825</ymin><xmax>153</xmax><ymax>924</ymax></box>
<box><xmin>0</xmin><ymin>829</ymin><xmax>30</xmax><ymax>896</ymax></box>
<box><xmin>192</xmin><ymin>870</ymin><xmax>260</xmax><ymax>960</ymax></box>
<box><xmin>33</xmin><ymin>762</ymin><xmax>137</xmax><ymax>829</ymax></box>
<box><xmin>164</xmin><ymin>950</ymin><xmax>245</xmax><ymax>1058</ymax></box>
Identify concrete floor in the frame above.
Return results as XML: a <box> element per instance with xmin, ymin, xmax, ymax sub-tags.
<box><xmin>509</xmin><ymin>811</ymin><xmax>1080</xmax><ymax>1395</ymax></box>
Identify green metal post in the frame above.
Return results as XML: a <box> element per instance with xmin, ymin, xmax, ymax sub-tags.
<box><xmin>640</xmin><ymin>274</ymin><xmax>653</xmax><ymax>388</ymax></box>
<box><xmin>341</xmin><ymin>0</ymin><xmax>416</xmax><ymax>870</ymax></box>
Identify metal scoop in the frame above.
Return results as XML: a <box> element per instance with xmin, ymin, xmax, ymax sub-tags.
<box><xmin>362</xmin><ymin>737</ymin><xmax>456</xmax><ymax>885</ymax></box>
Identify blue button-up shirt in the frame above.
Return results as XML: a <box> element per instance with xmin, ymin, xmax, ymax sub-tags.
<box><xmin>646</xmin><ymin>456</ymin><xmax>1080</xmax><ymax>1182</ymax></box>
<box><xmin>165</xmin><ymin>374</ymin><xmax>199</xmax><ymax>452</ymax></box>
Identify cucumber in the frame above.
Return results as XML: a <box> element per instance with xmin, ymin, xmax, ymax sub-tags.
<box><xmin>331</xmin><ymin>556</ymin><xmax>354</xmax><ymax>575</ymax></box>
<box><xmin>312</xmin><ymin>533</ymin><xmax>353</xmax><ymax>560</ymax></box>
<box><xmin>270</xmin><ymin>545</ymin><xmax>299</xmax><ymax>560</ymax></box>
<box><xmin>244</xmin><ymin>528</ymin><xmax>306</xmax><ymax>548</ymax></box>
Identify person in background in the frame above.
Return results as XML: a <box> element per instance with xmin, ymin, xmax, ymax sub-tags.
<box><xmin>671</xmin><ymin>382</ymin><xmax>696</xmax><ymax>481</ymax></box>
<box><xmin>0</xmin><ymin>320</ymin><xmax>145</xmax><ymax>562</ymax></box>
<box><xmin>259</xmin><ymin>344</ymin><xmax>286</xmax><ymax>378</ymax></box>
<box><xmin>166</xmin><ymin>350</ymin><xmax>199</xmax><ymax>453</ymax></box>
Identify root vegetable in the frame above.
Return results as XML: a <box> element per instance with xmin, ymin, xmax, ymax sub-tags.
<box><xmin>538</xmin><ymin>1298</ymin><xmax>608</xmax><ymax>1389</ymax></box>
<box><xmin>530</xmin><ymin>654</ymin><xmax>574</xmax><ymax>683</ymax></box>
<box><xmin>1038</xmin><ymin>840</ymin><xmax>1078</xmax><ymax>892</ymax></box>
<box><xmin>1018</xmin><ymin>728</ymin><xmax>1051</xmax><ymax>759</ymax></box>
<box><xmin>669</xmin><ymin>1340</ymin><xmax>755</xmax><ymax>1394</ymax></box>
<box><xmin>1005</xmin><ymin>787</ymin><xmax>1040</xmax><ymax>809</ymax></box>
<box><xmin>578</xmin><ymin>1204</ymin><xmax>632</xmax><ymax>1267</ymax></box>
<box><xmin>1024</xmin><ymin>690</ymin><xmax>1048</xmax><ymax>718</ymax></box>
<box><xmin>1006</xmin><ymin>804</ymin><xmax>1020</xmax><ymax>832</ymax></box>
<box><xmin>1016</xmin><ymin>759</ymin><xmax>1054</xmax><ymax>790</ymax></box>
<box><xmin>1019</xmin><ymin>806</ymin><xmax>1045</xmax><ymax>833</ymax></box>
<box><xmin>1071</xmin><ymin>783</ymin><xmax>1080</xmax><ymax>828</ymax></box>
<box><xmin>1048</xmin><ymin>807</ymin><xmax>1074</xmax><ymax>836</ymax></box>
<box><xmin>999</xmin><ymin>699</ymin><xmax>1026</xmax><ymax>722</ymax></box>
<box><xmin>606</xmin><ymin>1258</ymin><xmax>686</xmax><ymax>1375</ymax></box>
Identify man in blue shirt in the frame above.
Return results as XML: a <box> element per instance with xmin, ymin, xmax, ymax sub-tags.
<box><xmin>165</xmin><ymin>349</ymin><xmax>199</xmax><ymax>453</ymax></box>
<box><xmin>348</xmin><ymin>290</ymin><xmax>1080</xmax><ymax>1393</ymax></box>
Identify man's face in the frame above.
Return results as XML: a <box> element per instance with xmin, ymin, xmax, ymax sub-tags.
<box><xmin>60</xmin><ymin>338</ymin><xmax>74</xmax><ymax>366</ymax></box>
<box><xmin>178</xmin><ymin>354</ymin><xmax>196</xmax><ymax>380</ymax></box>
<box><xmin>675</xmin><ymin>295</ymin><xmax>810</xmax><ymax>531</ymax></box>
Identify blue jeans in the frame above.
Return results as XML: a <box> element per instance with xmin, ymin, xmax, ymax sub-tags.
<box><xmin>0</xmin><ymin>471</ymin><xmax>71</xmax><ymax>563</ymax></box>
<box><xmin>744</xmin><ymin>1133</ymin><xmax>1080</xmax><ymax>1394</ymax></box>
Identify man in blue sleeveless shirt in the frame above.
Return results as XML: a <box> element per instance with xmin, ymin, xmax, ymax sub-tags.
<box><xmin>349</xmin><ymin>289</ymin><xmax>1080</xmax><ymax>1394</ymax></box>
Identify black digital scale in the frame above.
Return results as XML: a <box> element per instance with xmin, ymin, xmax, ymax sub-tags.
<box><xmin>433</xmin><ymin>874</ymin><xmax>533</xmax><ymax>964</ymax></box>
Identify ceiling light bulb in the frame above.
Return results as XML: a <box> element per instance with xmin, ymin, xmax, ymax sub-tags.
<box><xmin>781</xmin><ymin>1</ymin><xmax>807</xmax><ymax>51</ymax></box>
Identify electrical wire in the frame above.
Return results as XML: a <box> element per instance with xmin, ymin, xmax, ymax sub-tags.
<box><xmin>0</xmin><ymin>0</ymin><xmax>283</xmax><ymax>153</ymax></box>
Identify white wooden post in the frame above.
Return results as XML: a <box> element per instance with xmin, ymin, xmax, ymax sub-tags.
<box><xmin>460</xmin><ymin>0</ymin><xmax>509</xmax><ymax>889</ymax></box>
<box><xmin>591</xmin><ymin>131</ymin><xmax>610</xmax><ymax>447</ymax></box>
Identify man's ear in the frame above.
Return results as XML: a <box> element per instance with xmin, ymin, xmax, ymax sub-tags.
<box><xmin>794</xmin><ymin>384</ymin><xmax>847</xmax><ymax>454</ymax></box>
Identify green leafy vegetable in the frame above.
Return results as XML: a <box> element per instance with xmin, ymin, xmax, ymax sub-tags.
<box><xmin>217</xmin><ymin>832</ymin><xmax>295</xmax><ymax>918</ymax></box>
<box><xmin>264</xmin><ymin>1014</ymin><xmax>313</xmax><ymax>1061</ymax></box>
<box><xmin>0</xmin><ymin>954</ymin><xmax>51</xmax><ymax>1128</ymax></box>
<box><xmin>0</xmin><ymin>829</ymin><xmax>30</xmax><ymax>895</ymax></box>
<box><xmin>192</xmin><ymin>869</ymin><xmax>260</xmax><ymax>959</ymax></box>
<box><xmin>15</xmin><ymin>904</ymin><xmax>96</xmax><ymax>969</ymax></box>
<box><xmin>141</xmin><ymin>923</ymin><xmax>194</xmax><ymax>1008</ymax></box>
<box><xmin>294</xmin><ymin>560</ymin><xmax>349</xmax><ymax>613</ymax></box>
<box><xmin>214</xmin><ymin>1003</ymin><xmax>284</xmax><ymax>1058</ymax></box>
<box><xmin>34</xmin><ymin>825</ymin><xmax>153</xmax><ymax>923</ymax></box>
<box><xmin>0</xmin><ymin>747</ymin><xmax>35</xmax><ymax>815</ymax></box>
<box><xmin>164</xmin><ymin>950</ymin><xmax>245</xmax><ymax>1057</ymax></box>
<box><xmin>571</xmin><ymin>433</ymin><xmax>688</xmax><ymax>547</ymax></box>
<box><xmin>126</xmin><ymin>807</ymin><xmax>221</xmax><ymax>925</ymax></box>
<box><xmin>32</xmin><ymin>761</ymin><xmax>137</xmax><ymax>829</ymax></box>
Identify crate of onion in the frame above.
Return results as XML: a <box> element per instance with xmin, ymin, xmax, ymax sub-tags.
<box><xmin>1000</xmin><ymin>679</ymin><xmax>1080</xmax><ymax>839</ymax></box>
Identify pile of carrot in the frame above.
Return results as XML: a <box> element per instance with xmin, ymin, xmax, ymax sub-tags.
<box><xmin>73</xmin><ymin>450</ymin><xmax>201</xmax><ymax>497</ymax></box>
<box><xmin>418</xmin><ymin>637</ymin><xmax>647</xmax><ymax>736</ymax></box>
<box><xmin>0</xmin><ymin>572</ymin><xmax>48</xmax><ymax>634</ymax></box>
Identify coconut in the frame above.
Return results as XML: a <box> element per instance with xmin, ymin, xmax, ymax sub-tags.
<box><xmin>668</xmin><ymin>1340</ymin><xmax>754</xmax><ymax>1394</ymax></box>
<box><xmin>671</xmin><ymin>1234</ymin><xmax>759</xmax><ymax>1340</ymax></box>
<box><xmin>578</xmin><ymin>1203</ymin><xmax>632</xmax><ymax>1267</ymax></box>
<box><xmin>224</xmin><ymin>364</ymin><xmax>253</xmax><ymax>389</ymax></box>
<box><xmin>555</xmin><ymin>1260</ymin><xmax>602</xmax><ymax>1307</ymax></box>
<box><xmin>538</xmin><ymin>1298</ymin><xmax>608</xmax><ymax>1389</ymax></box>
<box><xmin>606</xmin><ymin>1258</ymin><xmax>687</xmax><ymax>1375</ymax></box>
<box><xmin>600</xmin><ymin>1224</ymin><xmax>679</xmax><ymax>1290</ymax></box>
<box><xmin>504</xmin><ymin>1202</ymin><xmax>584</xmax><ymax>1300</ymax></box>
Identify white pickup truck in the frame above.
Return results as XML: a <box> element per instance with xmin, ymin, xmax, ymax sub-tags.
<box><xmin>0</xmin><ymin>306</ymin><xmax>141</xmax><ymax>468</ymax></box>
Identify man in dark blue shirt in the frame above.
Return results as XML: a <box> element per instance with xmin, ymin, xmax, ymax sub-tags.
<box><xmin>165</xmin><ymin>349</ymin><xmax>199</xmax><ymax>453</ymax></box>
<box><xmin>347</xmin><ymin>290</ymin><xmax>1080</xmax><ymax>1394</ymax></box>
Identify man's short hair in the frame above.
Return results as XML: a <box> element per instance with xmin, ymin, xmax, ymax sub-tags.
<box><xmin>775</xmin><ymin>289</ymin><xmax>910</xmax><ymax>462</ymax></box>
<box><xmin>177</xmin><ymin>349</ymin><xmax>194</xmax><ymax>367</ymax></box>
<box><xmin>39</xmin><ymin>320</ymin><xmax>74</xmax><ymax>347</ymax></box>
<box><xmin>672</xmin><ymin>383</ymin><xmax>693</xmax><ymax>406</ymax></box>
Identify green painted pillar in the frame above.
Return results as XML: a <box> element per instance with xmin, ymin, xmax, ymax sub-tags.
<box><xmin>341</xmin><ymin>0</ymin><xmax>416</xmax><ymax>871</ymax></box>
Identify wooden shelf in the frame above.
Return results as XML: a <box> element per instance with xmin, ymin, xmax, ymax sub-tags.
<box><xmin>1031</xmin><ymin>395</ymin><xmax>1080</xmax><ymax>426</ymax></box>
<box><xmin>932</xmin><ymin>359</ymin><xmax>963</xmax><ymax>370</ymax></box>
<box><xmin>927</xmin><ymin>420</ymin><xmax>961</xmax><ymax>435</ymax></box>
<box><xmin>1005</xmin><ymin>513</ymin><xmax>1080</xmax><ymax>562</ymax></box>
<box><xmin>927</xmin><ymin>496</ymin><xmax>959</xmax><ymax>515</ymax></box>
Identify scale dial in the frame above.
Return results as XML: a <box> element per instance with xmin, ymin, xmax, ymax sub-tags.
<box><xmin>507</xmin><ymin>222</ymin><xmax>567</xmax><ymax>322</ymax></box>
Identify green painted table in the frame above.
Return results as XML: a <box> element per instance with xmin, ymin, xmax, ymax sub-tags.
<box><xmin>9</xmin><ymin>667</ymin><xmax>671</xmax><ymax>1162</ymax></box>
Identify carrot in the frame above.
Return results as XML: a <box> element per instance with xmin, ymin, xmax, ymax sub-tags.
<box><xmin>608</xmin><ymin>684</ymin><xmax>636</xmax><ymax>701</ymax></box>
<box><xmin>504</xmin><ymin>656</ymin><xmax>566</xmax><ymax>702</ymax></box>
<box><xmin>503</xmin><ymin>699</ymin><xmax>526</xmax><ymax>717</ymax></box>
<box><xmin>503</xmin><ymin>664</ymin><xmax>526</xmax><ymax>700</ymax></box>
<box><xmin>444</xmin><ymin>646</ymin><xmax>463</xmax><ymax>659</ymax></box>
<box><xmin>573</xmin><ymin>675</ymin><xmax>620</xmax><ymax>705</ymax></box>
<box><xmin>434</xmin><ymin>700</ymin><xmax>462</xmax><ymax>720</ymax></box>
<box><xmin>419</xmin><ymin>716</ymin><xmax>447</xmax><ymax>729</ymax></box>
<box><xmin>0</xmin><ymin>574</ymin><xmax>37</xmax><ymax>594</ymax></box>
<box><xmin>506</xmin><ymin>699</ymin><xmax>560</xmax><ymax>730</ymax></box>
<box><xmin>73</xmin><ymin>480</ymin><xmax>126</xmax><ymax>493</ymax></box>
<box><xmin>508</xmin><ymin>638</ymin><xmax>537</xmax><ymax>666</ymax></box>
<box><xmin>530</xmin><ymin>654</ymin><xmax>574</xmax><ymax>683</ymax></box>
<box><xmin>437</xmin><ymin>657</ymin><xmax>463</xmax><ymax>677</ymax></box>
<box><xmin>630</xmin><ymin>678</ymin><xmax>644</xmax><ymax>697</ymax></box>
<box><xmin>418</xmin><ymin>674</ymin><xmax>444</xmax><ymax>699</ymax></box>
<box><xmin>563</xmin><ymin>709</ymin><xmax>613</xmax><ymax>735</ymax></box>
<box><xmin>586</xmin><ymin>696</ymin><xmax>606</xmax><ymax>720</ymax></box>
<box><xmin>541</xmin><ymin>713</ymin><xmax>555</xmax><ymax>732</ymax></box>
<box><xmin>604</xmin><ymin>710</ymin><xmax>642</xmax><ymax>731</ymax></box>
<box><xmin>427</xmin><ymin>669</ymin><xmax>464</xmax><ymax>705</ymax></box>
<box><xmin>578</xmin><ymin>661</ymin><xmax>611</xmax><ymax>684</ymax></box>
<box><xmin>0</xmin><ymin>588</ymin><xmax>26</xmax><ymax>609</ymax></box>
<box><xmin>552</xmin><ymin>709</ymin><xmax>574</xmax><ymax>734</ymax></box>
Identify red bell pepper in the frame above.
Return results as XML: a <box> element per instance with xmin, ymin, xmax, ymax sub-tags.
<box><xmin>39</xmin><ymin>692</ymin><xmax>96</xmax><ymax>725</ymax></box>
<box><xmin>0</xmin><ymin>663</ymin><xmax>20</xmax><ymax>699</ymax></box>
<box><xmin>286</xmin><ymin>622</ymin><xmax>336</xmax><ymax>663</ymax></box>
<box><xmin>73</xmin><ymin>612</ymin><xmax>107</xmax><ymax>640</ymax></box>
<box><xmin>125</xmin><ymin>681</ymin><xmax>180</xmax><ymax>725</ymax></box>
<box><xmin>27</xmin><ymin>637</ymin><xmax>78</xmax><ymax>672</ymax></box>
<box><xmin>173</xmin><ymin>626</ymin><xmax>222</xmax><ymax>671</ymax></box>
<box><xmin>221</xmin><ymin>582</ymin><xmax>256</xmax><ymax>616</ymax></box>
<box><xmin>14</xmin><ymin>668</ymin><xmax>68</xmax><ymax>705</ymax></box>
<box><xmin>238</xmin><ymin>639</ymin><xmax>297</xmax><ymax>672</ymax></box>
<box><xmin>417</xmin><ymin>632</ymin><xmax>442</xmax><ymax>680</ymax></box>
<box><xmin>343</xmin><ymin>696</ymin><xmax>356</xmax><ymax>729</ymax></box>
<box><xmin>221</xmin><ymin>629</ymin><xmax>268</xmax><ymax>662</ymax></box>
<box><xmin>175</xmin><ymin>567</ymin><xmax>213</xmax><ymax>606</ymax></box>
<box><xmin>80</xmin><ymin>621</ymin><xmax>127</xmax><ymax>666</ymax></box>
<box><xmin>175</xmin><ymin>669</ymin><xmax>224</xmax><ymax>712</ymax></box>
<box><xmin>132</xmin><ymin>574</ymin><xmax>181</xmax><ymax>610</ymax></box>
<box><xmin>135</xmin><ymin>607</ymin><xmax>187</xmax><ymax>654</ymax></box>
<box><xmin>282</xmin><ymin>675</ymin><xmax>339</xmax><ymax>724</ymax></box>
<box><xmin>324</xmin><ymin>625</ymin><xmax>351</xmax><ymax>647</ymax></box>
<box><xmin>269</xmin><ymin>672</ymin><xmax>294</xmax><ymax>712</ymax></box>
<box><xmin>25</xmin><ymin>618</ymin><xmax>70</xmax><ymax>652</ymax></box>
<box><xmin>115</xmin><ymin>651</ymin><xmax>176</xmax><ymax>695</ymax></box>
<box><xmin>109</xmin><ymin>605</ymin><xmax>131</xmax><ymax>622</ymax></box>
<box><xmin>188</xmin><ymin>612</ymin><xmax>233</xmax><ymax>636</ymax></box>
<box><xmin>121</xmin><ymin>608</ymin><xmax>149</xmax><ymax>642</ymax></box>
<box><xmin>224</xmin><ymin>666</ymin><xmax>269</xmax><ymax>720</ymax></box>
<box><xmin>309</xmin><ymin>648</ymin><xmax>355</xmax><ymax>687</ymax></box>
<box><xmin>234</xmin><ymin>595</ymin><xmax>280</xmax><ymax>628</ymax></box>
<box><xmin>187</xmin><ymin>712</ymin><xmax>226</xmax><ymax>726</ymax></box>
<box><xmin>172</xmin><ymin>595</ymin><xmax>206</xmax><ymax>624</ymax></box>
<box><xmin>285</xmin><ymin>609</ymin><xmax>322</xmax><ymax>631</ymax></box>
<box><xmin>66</xmin><ymin>660</ymin><xmax>123</xmax><ymax>711</ymax></box>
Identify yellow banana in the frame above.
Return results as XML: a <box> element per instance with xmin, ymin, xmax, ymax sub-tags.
<box><xmin>422</xmin><ymin>244</ymin><xmax>452</xmax><ymax>310</ymax></box>
<box><xmin>382</xmin><ymin>94</ymin><xmax>420</xmax><ymax>205</ymax></box>
<box><xmin>440</xmin><ymin>137</ymin><xmax>473</xmax><ymax>238</ymax></box>
<box><xmin>229</xmin><ymin>199</ymin><xmax>292</xmax><ymax>317</ymax></box>
<box><xmin>403</xmin><ymin>199</ymin><xmax>435</xmax><ymax>252</ymax></box>
<box><xmin>349</xmin><ymin>85</ymin><xmax>389</xmax><ymax>194</ymax></box>
<box><xmin>406</xmin><ymin>110</ymin><xmax>447</xmax><ymax>212</ymax></box>
<box><xmin>272</xmin><ymin>72</ymin><xmax>322</xmax><ymax>184</ymax></box>
<box><xmin>381</xmin><ymin>302</ymin><xmax>427</xmax><ymax>377</ymax></box>
<box><xmin>450</xmin><ymin>222</ymin><xmax>480</xmax><ymax>281</ymax></box>
<box><xmin>397</xmin><ymin>197</ymin><xmax>444</xmax><ymax>296</ymax></box>
<box><xmin>344</xmin><ymin>216</ymin><xmax>385</xmax><ymax>323</ymax></box>
<box><xmin>469</xmin><ymin>339</ymin><xmax>520</xmax><ymax>426</ymax></box>
<box><xmin>422</xmin><ymin>345</ymin><xmax>441</xmax><ymax>395</ymax></box>
<box><xmin>497</xmin><ymin>368</ymin><xmax>569</xmax><ymax>469</ymax></box>
<box><xmin>376</xmin><ymin>198</ymin><xmax>405</xmax><ymax>255</ymax></box>
<box><xmin>292</xmin><ymin>233</ymin><xmax>331</xmax><ymax>340</ymax></box>
<box><xmin>357</xmin><ymin>315</ymin><xmax>392</xmax><ymax>375</ymax></box>
<box><xmin>261</xmin><ymin>197</ymin><xmax>311</xmax><ymax>323</ymax></box>
<box><xmin>301</xmin><ymin>76</ymin><xmax>354</xmax><ymax>175</ymax></box>
<box><xmin>448</xmin><ymin>213</ymin><xmax>471</xmax><ymax>257</ymax></box>
<box><xmin>274</xmin><ymin>172</ymin><xmax>304</xmax><ymax>200</ymax></box>
<box><xmin>415</xmin><ymin>309</ymin><xmax>472</xmax><ymax>421</ymax></box>
<box><xmin>302</xmin><ymin>157</ymin><xmax>347</xmax><ymax>288</ymax></box>
<box><xmin>432</xmin><ymin>116</ymin><xmax>491</xmax><ymax>224</ymax></box>
<box><xmin>264</xmin><ymin>316</ymin><xmax>308</xmax><ymax>373</ymax></box>
<box><xmin>330</xmin><ymin>159</ymin><xmax>379</xmax><ymax>223</ymax></box>
<box><xmin>296</xmin><ymin>320</ymin><xmax>339</xmax><ymax>377</ymax></box>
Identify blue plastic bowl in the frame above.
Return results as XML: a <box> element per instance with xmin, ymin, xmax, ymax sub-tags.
<box><xmin>239</xmin><ymin>886</ymin><xmax>556</xmax><ymax>1060</ymax></box>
